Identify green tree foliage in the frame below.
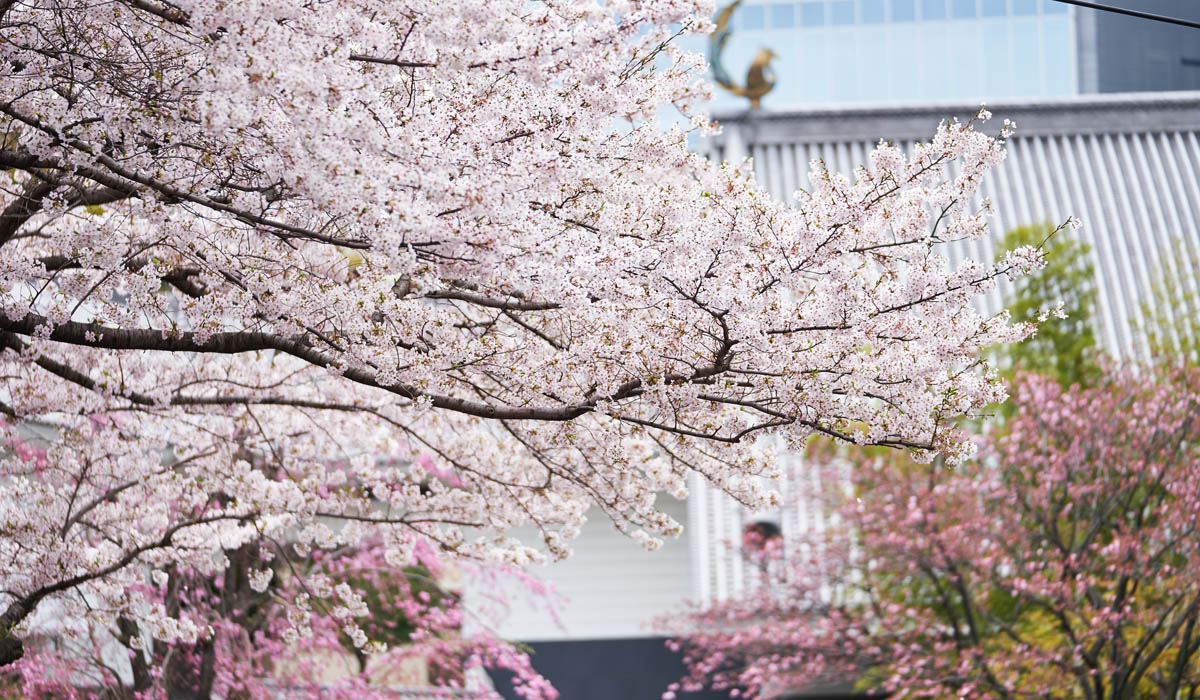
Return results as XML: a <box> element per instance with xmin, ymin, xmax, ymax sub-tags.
<box><xmin>994</xmin><ymin>222</ymin><xmax>1099</xmax><ymax>387</ymax></box>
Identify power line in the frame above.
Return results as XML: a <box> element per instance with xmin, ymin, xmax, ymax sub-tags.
<box><xmin>1051</xmin><ymin>0</ymin><xmax>1200</xmax><ymax>30</ymax></box>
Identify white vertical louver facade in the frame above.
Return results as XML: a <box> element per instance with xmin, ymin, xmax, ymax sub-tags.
<box><xmin>689</xmin><ymin>91</ymin><xmax>1200</xmax><ymax>603</ymax></box>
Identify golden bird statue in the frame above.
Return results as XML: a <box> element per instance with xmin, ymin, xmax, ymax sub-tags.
<box><xmin>708</xmin><ymin>1</ymin><xmax>779</xmax><ymax>109</ymax></box>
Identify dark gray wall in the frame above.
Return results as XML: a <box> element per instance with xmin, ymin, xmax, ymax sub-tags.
<box><xmin>1078</xmin><ymin>0</ymin><xmax>1200</xmax><ymax>93</ymax></box>
<box><xmin>488</xmin><ymin>637</ymin><xmax>730</xmax><ymax>700</ymax></box>
<box><xmin>487</xmin><ymin>637</ymin><xmax>875</xmax><ymax>700</ymax></box>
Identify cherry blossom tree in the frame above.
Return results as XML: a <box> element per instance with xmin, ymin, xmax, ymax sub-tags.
<box><xmin>1</xmin><ymin>0</ymin><xmax>1043</xmax><ymax>685</ymax></box>
<box><xmin>665</xmin><ymin>365</ymin><xmax>1200</xmax><ymax>699</ymax></box>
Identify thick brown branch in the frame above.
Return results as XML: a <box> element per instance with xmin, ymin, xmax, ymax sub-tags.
<box><xmin>38</xmin><ymin>256</ymin><xmax>207</xmax><ymax>298</ymax></box>
<box><xmin>0</xmin><ymin>150</ymin><xmax>58</xmax><ymax>170</ymax></box>
<box><xmin>120</xmin><ymin>0</ymin><xmax>190</xmax><ymax>25</ymax></box>
<box><xmin>425</xmin><ymin>289</ymin><xmax>560</xmax><ymax>311</ymax></box>
<box><xmin>348</xmin><ymin>54</ymin><xmax>436</xmax><ymax>68</ymax></box>
<box><xmin>0</xmin><ymin>178</ymin><xmax>58</xmax><ymax>248</ymax></box>
<box><xmin>0</xmin><ymin>312</ymin><xmax>629</xmax><ymax>421</ymax></box>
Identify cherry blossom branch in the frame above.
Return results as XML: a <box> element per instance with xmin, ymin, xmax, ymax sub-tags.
<box><xmin>0</xmin><ymin>312</ymin><xmax>755</xmax><ymax>426</ymax></box>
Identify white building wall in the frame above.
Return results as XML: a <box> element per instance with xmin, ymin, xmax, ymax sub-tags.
<box><xmin>489</xmin><ymin>497</ymin><xmax>693</xmax><ymax>641</ymax></box>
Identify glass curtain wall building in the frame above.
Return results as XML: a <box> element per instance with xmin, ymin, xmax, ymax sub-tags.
<box><xmin>678</xmin><ymin>0</ymin><xmax>1200</xmax><ymax>110</ymax></box>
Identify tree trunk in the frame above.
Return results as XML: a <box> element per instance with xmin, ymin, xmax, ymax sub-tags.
<box><xmin>166</xmin><ymin>636</ymin><xmax>217</xmax><ymax>700</ymax></box>
<box><xmin>117</xmin><ymin>616</ymin><xmax>153</xmax><ymax>693</ymax></box>
<box><xmin>0</xmin><ymin>633</ymin><xmax>22</xmax><ymax>668</ymax></box>
<box><xmin>0</xmin><ymin>602</ymin><xmax>27</xmax><ymax>668</ymax></box>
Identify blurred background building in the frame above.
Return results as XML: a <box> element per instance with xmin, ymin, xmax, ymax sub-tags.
<box><xmin>676</xmin><ymin>0</ymin><xmax>1200</xmax><ymax>110</ymax></box>
<box><xmin>1079</xmin><ymin>0</ymin><xmax>1200</xmax><ymax>93</ymax></box>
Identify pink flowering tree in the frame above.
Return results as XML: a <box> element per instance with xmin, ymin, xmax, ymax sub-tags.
<box><xmin>4</xmin><ymin>536</ymin><xmax>558</xmax><ymax>699</ymax></box>
<box><xmin>1</xmin><ymin>0</ymin><xmax>1046</xmax><ymax>689</ymax></box>
<box><xmin>665</xmin><ymin>365</ymin><xmax>1200</xmax><ymax>699</ymax></box>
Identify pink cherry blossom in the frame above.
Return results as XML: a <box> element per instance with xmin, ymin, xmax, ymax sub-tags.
<box><xmin>664</xmin><ymin>365</ymin><xmax>1200</xmax><ymax>699</ymax></box>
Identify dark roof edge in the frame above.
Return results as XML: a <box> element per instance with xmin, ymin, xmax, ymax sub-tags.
<box><xmin>708</xmin><ymin>91</ymin><xmax>1200</xmax><ymax>144</ymax></box>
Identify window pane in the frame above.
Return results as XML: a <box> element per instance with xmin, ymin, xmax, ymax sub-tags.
<box><xmin>982</xmin><ymin>23</ymin><xmax>1012</xmax><ymax>93</ymax></box>
<box><xmin>1012</xmin><ymin>21</ymin><xmax>1040</xmax><ymax>94</ymax></box>
<box><xmin>1012</xmin><ymin>0</ymin><xmax>1036</xmax><ymax>12</ymax></box>
<box><xmin>893</xmin><ymin>0</ymin><xmax>916</xmax><ymax>20</ymax></box>
<box><xmin>923</xmin><ymin>0</ymin><xmax>947</xmax><ymax>20</ymax></box>
<box><xmin>1043</xmin><ymin>18</ymin><xmax>1073</xmax><ymax>92</ymax></box>
<box><xmin>801</xmin><ymin>1</ymin><xmax>825</xmax><ymax>25</ymax></box>
<box><xmin>982</xmin><ymin>0</ymin><xmax>1006</xmax><ymax>16</ymax></box>
<box><xmin>952</xmin><ymin>0</ymin><xmax>976</xmax><ymax>18</ymax></box>
<box><xmin>1043</xmin><ymin>0</ymin><xmax>1068</xmax><ymax>12</ymax></box>
<box><xmin>831</xmin><ymin>0</ymin><xmax>855</xmax><ymax>24</ymax></box>
<box><xmin>740</xmin><ymin>4</ymin><xmax>766</xmax><ymax>29</ymax></box>
<box><xmin>862</xmin><ymin>0</ymin><xmax>885</xmax><ymax>22</ymax></box>
<box><xmin>771</xmin><ymin>3</ymin><xmax>796</xmax><ymax>27</ymax></box>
